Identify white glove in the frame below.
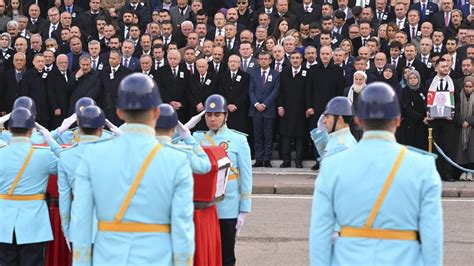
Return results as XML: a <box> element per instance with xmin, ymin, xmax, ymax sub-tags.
<box><xmin>0</xmin><ymin>113</ymin><xmax>11</xmax><ymax>124</ymax></box>
<box><xmin>235</xmin><ymin>213</ymin><xmax>247</xmax><ymax>237</ymax></box>
<box><xmin>58</xmin><ymin>113</ymin><xmax>77</xmax><ymax>134</ymax></box>
<box><xmin>177</xmin><ymin>121</ymin><xmax>191</xmax><ymax>139</ymax></box>
<box><xmin>184</xmin><ymin>111</ymin><xmax>205</xmax><ymax>130</ymax></box>
<box><xmin>65</xmin><ymin>236</ymin><xmax>71</xmax><ymax>252</ymax></box>
<box><xmin>105</xmin><ymin>119</ymin><xmax>122</xmax><ymax>136</ymax></box>
<box><xmin>35</xmin><ymin>123</ymin><xmax>53</xmax><ymax>142</ymax></box>
<box><xmin>317</xmin><ymin>114</ymin><xmax>327</xmax><ymax>132</ymax></box>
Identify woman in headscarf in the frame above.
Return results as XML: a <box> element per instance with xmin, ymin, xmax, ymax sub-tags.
<box><xmin>401</xmin><ymin>69</ymin><xmax>428</xmax><ymax>149</ymax></box>
<box><xmin>344</xmin><ymin>71</ymin><xmax>367</xmax><ymax>140</ymax></box>
<box><xmin>456</xmin><ymin>76</ymin><xmax>474</xmax><ymax>181</ymax></box>
<box><xmin>379</xmin><ymin>64</ymin><xmax>403</xmax><ymax>142</ymax></box>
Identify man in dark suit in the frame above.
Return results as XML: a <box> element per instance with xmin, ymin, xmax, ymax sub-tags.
<box><xmin>374</xmin><ymin>0</ymin><xmax>396</xmax><ymax>27</ymax></box>
<box><xmin>67</xmin><ymin>55</ymin><xmax>101</xmax><ymax>115</ymax></box>
<box><xmin>67</xmin><ymin>36</ymin><xmax>89</xmax><ymax>72</ymax></box>
<box><xmin>305</xmin><ymin>46</ymin><xmax>345</xmax><ymax>128</ymax></box>
<box><xmin>249</xmin><ymin>51</ymin><xmax>280</xmax><ymax>168</ymax></box>
<box><xmin>404</xmin><ymin>9</ymin><xmax>422</xmax><ymax>44</ymax></box>
<box><xmin>100</xmin><ymin>49</ymin><xmax>132</xmax><ymax>126</ymax></box>
<box><xmin>2</xmin><ymin>53</ymin><xmax>26</xmax><ymax>113</ymax></box>
<box><xmin>410</xmin><ymin>0</ymin><xmax>439</xmax><ymax>23</ymax></box>
<box><xmin>21</xmin><ymin>53</ymin><xmax>50</xmax><ymax>127</ymax></box>
<box><xmin>59</xmin><ymin>0</ymin><xmax>84</xmax><ymax>25</ymax></box>
<box><xmin>138</xmin><ymin>54</ymin><xmax>158</xmax><ymax>79</ymax></box>
<box><xmin>47</xmin><ymin>54</ymin><xmax>70</xmax><ymax>129</ymax></box>
<box><xmin>118</xmin><ymin>0</ymin><xmax>150</xmax><ymax>30</ymax></box>
<box><xmin>239</xmin><ymin>41</ymin><xmax>259</xmax><ymax>74</ymax></box>
<box><xmin>41</xmin><ymin>7</ymin><xmax>62</xmax><ymax>42</ymax></box>
<box><xmin>77</xmin><ymin>0</ymin><xmax>111</xmax><ymax>42</ymax></box>
<box><xmin>270</xmin><ymin>0</ymin><xmax>298</xmax><ymax>29</ymax></box>
<box><xmin>292</xmin><ymin>0</ymin><xmax>322</xmax><ymax>25</ymax></box>
<box><xmin>250</xmin><ymin>0</ymin><xmax>278</xmax><ymax>31</ymax></box>
<box><xmin>277</xmin><ymin>51</ymin><xmax>308</xmax><ymax>168</ymax></box>
<box><xmin>26</xmin><ymin>4</ymin><xmax>47</xmax><ymax>33</ymax></box>
<box><xmin>187</xmin><ymin>58</ymin><xmax>219</xmax><ymax>131</ymax></box>
<box><xmin>121</xmin><ymin>39</ymin><xmax>140</xmax><ymax>72</ymax></box>
<box><xmin>404</xmin><ymin>43</ymin><xmax>428</xmax><ymax>85</ymax></box>
<box><xmin>151</xmin><ymin>44</ymin><xmax>167</xmax><ymax>71</ymax></box>
<box><xmin>156</xmin><ymin>50</ymin><xmax>191</xmax><ymax>121</ymax></box>
<box><xmin>351</xmin><ymin>20</ymin><xmax>373</xmax><ymax>56</ymax></box>
<box><xmin>432</xmin><ymin>0</ymin><xmax>454</xmax><ymax>30</ymax></box>
<box><xmin>271</xmin><ymin>45</ymin><xmax>290</xmax><ymax>72</ymax></box>
<box><xmin>218</xmin><ymin>55</ymin><xmax>251</xmax><ymax>134</ymax></box>
<box><xmin>208</xmin><ymin>46</ymin><xmax>228</xmax><ymax>75</ymax></box>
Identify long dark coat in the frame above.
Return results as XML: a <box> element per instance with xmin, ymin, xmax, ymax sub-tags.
<box><xmin>401</xmin><ymin>86</ymin><xmax>428</xmax><ymax>150</ymax></box>
<box><xmin>277</xmin><ymin>67</ymin><xmax>308</xmax><ymax>137</ymax></box>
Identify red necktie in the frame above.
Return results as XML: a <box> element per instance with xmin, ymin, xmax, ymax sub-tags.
<box><xmin>444</xmin><ymin>12</ymin><xmax>449</xmax><ymax>26</ymax></box>
<box><xmin>188</xmin><ymin>65</ymin><xmax>193</xmax><ymax>74</ymax></box>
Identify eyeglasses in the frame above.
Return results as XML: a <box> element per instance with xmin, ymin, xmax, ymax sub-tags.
<box><xmin>237</xmin><ymin>2</ymin><xmax>247</xmax><ymax>4</ymax></box>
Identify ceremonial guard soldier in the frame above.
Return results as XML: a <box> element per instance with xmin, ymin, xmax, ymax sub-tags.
<box><xmin>310</xmin><ymin>82</ymin><xmax>443</xmax><ymax>266</ymax></box>
<box><xmin>193</xmin><ymin>94</ymin><xmax>252</xmax><ymax>266</ymax></box>
<box><xmin>0</xmin><ymin>97</ymin><xmax>50</xmax><ymax>144</ymax></box>
<box><xmin>0</xmin><ymin>107</ymin><xmax>58</xmax><ymax>266</ymax></box>
<box><xmin>310</xmin><ymin>96</ymin><xmax>357</xmax><ymax>159</ymax></box>
<box><xmin>155</xmin><ymin>103</ymin><xmax>211</xmax><ymax>174</ymax></box>
<box><xmin>52</xmin><ymin>97</ymin><xmax>114</xmax><ymax>144</ymax></box>
<box><xmin>58</xmin><ymin>105</ymin><xmax>106</xmax><ymax>245</ymax></box>
<box><xmin>71</xmin><ymin>73</ymin><xmax>195</xmax><ymax>265</ymax></box>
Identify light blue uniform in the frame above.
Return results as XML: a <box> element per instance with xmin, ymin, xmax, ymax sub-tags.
<box><xmin>58</xmin><ymin>135</ymin><xmax>100</xmax><ymax>241</ymax></box>
<box><xmin>0</xmin><ymin>137</ymin><xmax>58</xmax><ymax>244</ymax></box>
<box><xmin>156</xmin><ymin>135</ymin><xmax>211</xmax><ymax>174</ymax></box>
<box><xmin>310</xmin><ymin>131</ymin><xmax>443</xmax><ymax>266</ymax></box>
<box><xmin>1</xmin><ymin>129</ymin><xmax>47</xmax><ymax>144</ymax></box>
<box><xmin>310</xmin><ymin>127</ymin><xmax>357</xmax><ymax>159</ymax></box>
<box><xmin>71</xmin><ymin>124</ymin><xmax>195</xmax><ymax>266</ymax></box>
<box><xmin>0</xmin><ymin>139</ymin><xmax>6</xmax><ymax>148</ymax></box>
<box><xmin>52</xmin><ymin>127</ymin><xmax>114</xmax><ymax>145</ymax></box>
<box><xmin>193</xmin><ymin>125</ymin><xmax>252</xmax><ymax>219</ymax></box>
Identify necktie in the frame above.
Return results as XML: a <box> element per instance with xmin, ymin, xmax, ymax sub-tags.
<box><xmin>407</xmin><ymin>62</ymin><xmax>412</xmax><ymax>68</ymax></box>
<box><xmin>293</xmin><ymin>70</ymin><xmax>298</xmax><ymax>77</ymax></box>
<box><xmin>92</xmin><ymin>60</ymin><xmax>97</xmax><ymax>70</ymax></box>
<box><xmin>125</xmin><ymin>27</ymin><xmax>130</xmax><ymax>39</ymax></box>
<box><xmin>243</xmin><ymin>59</ymin><xmax>248</xmax><ymax>71</ymax></box>
<box><xmin>421</xmin><ymin>4</ymin><xmax>426</xmax><ymax>20</ymax></box>
<box><xmin>276</xmin><ymin>62</ymin><xmax>281</xmax><ymax>72</ymax></box>
<box><xmin>266</xmin><ymin>9</ymin><xmax>271</xmax><ymax>14</ymax></box>
<box><xmin>188</xmin><ymin>64</ymin><xmax>193</xmax><ymax>74</ymax></box>
<box><xmin>412</xmin><ymin>27</ymin><xmax>416</xmax><ymax>39</ymax></box>
<box><xmin>215</xmin><ymin>64</ymin><xmax>219</xmax><ymax>72</ymax></box>
<box><xmin>155</xmin><ymin>61</ymin><xmax>159</xmax><ymax>70</ymax></box>
<box><xmin>63</xmin><ymin>71</ymin><xmax>68</xmax><ymax>82</ymax></box>
<box><xmin>440</xmin><ymin>79</ymin><xmax>444</xmax><ymax>90</ymax></box>
<box><xmin>180</xmin><ymin>9</ymin><xmax>184</xmax><ymax>16</ymax></box>
<box><xmin>201</xmin><ymin>76</ymin><xmax>205</xmax><ymax>84</ymax></box>
<box><xmin>363</xmin><ymin>38</ymin><xmax>367</xmax><ymax>46</ymax></box>
<box><xmin>15</xmin><ymin>71</ymin><xmax>20</xmax><ymax>82</ymax></box>
<box><xmin>52</xmin><ymin>24</ymin><xmax>56</xmax><ymax>32</ymax></box>
<box><xmin>112</xmin><ymin>68</ymin><xmax>116</xmax><ymax>74</ymax></box>
<box><xmin>439</xmin><ymin>107</ymin><xmax>443</xmax><ymax>116</ymax></box>
<box><xmin>172</xmin><ymin>68</ymin><xmax>177</xmax><ymax>77</ymax></box>
<box><xmin>164</xmin><ymin>37</ymin><xmax>169</xmax><ymax>45</ymax></box>
<box><xmin>261</xmin><ymin>70</ymin><xmax>266</xmax><ymax>87</ymax></box>
<box><xmin>423</xmin><ymin>57</ymin><xmax>427</xmax><ymax>65</ymax></box>
<box><xmin>227</xmin><ymin>40</ymin><xmax>232</xmax><ymax>50</ymax></box>
<box><xmin>305</xmin><ymin>5</ymin><xmax>309</xmax><ymax>13</ymax></box>
<box><xmin>444</xmin><ymin>12</ymin><xmax>449</xmax><ymax>26</ymax></box>
<box><xmin>67</xmin><ymin>7</ymin><xmax>71</xmax><ymax>13</ymax></box>
<box><xmin>231</xmin><ymin>72</ymin><xmax>235</xmax><ymax>80</ymax></box>
<box><xmin>378</xmin><ymin>12</ymin><xmax>382</xmax><ymax>22</ymax></box>
<box><xmin>124</xmin><ymin>58</ymin><xmax>129</xmax><ymax>68</ymax></box>
<box><xmin>392</xmin><ymin>59</ymin><xmax>396</xmax><ymax>65</ymax></box>
<box><xmin>218</xmin><ymin>29</ymin><xmax>222</xmax><ymax>36</ymax></box>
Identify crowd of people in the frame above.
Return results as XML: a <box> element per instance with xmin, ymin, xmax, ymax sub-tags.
<box><xmin>0</xmin><ymin>0</ymin><xmax>474</xmax><ymax>180</ymax></box>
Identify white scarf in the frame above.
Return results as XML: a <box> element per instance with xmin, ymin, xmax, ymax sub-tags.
<box><xmin>348</xmin><ymin>84</ymin><xmax>365</xmax><ymax>103</ymax></box>
<box><xmin>428</xmin><ymin>75</ymin><xmax>455</xmax><ymax>93</ymax></box>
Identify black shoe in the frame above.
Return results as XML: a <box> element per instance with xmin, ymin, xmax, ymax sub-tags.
<box><xmin>280</xmin><ymin>161</ymin><xmax>291</xmax><ymax>168</ymax></box>
<box><xmin>311</xmin><ymin>162</ymin><xmax>320</xmax><ymax>171</ymax></box>
<box><xmin>263</xmin><ymin>161</ymin><xmax>272</xmax><ymax>168</ymax></box>
<box><xmin>253</xmin><ymin>160</ymin><xmax>263</xmax><ymax>167</ymax></box>
<box><xmin>295</xmin><ymin>161</ymin><xmax>303</xmax><ymax>168</ymax></box>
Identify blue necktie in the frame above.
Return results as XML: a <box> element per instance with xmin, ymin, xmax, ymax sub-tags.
<box><xmin>421</xmin><ymin>4</ymin><xmax>426</xmax><ymax>21</ymax></box>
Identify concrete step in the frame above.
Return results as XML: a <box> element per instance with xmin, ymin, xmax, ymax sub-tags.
<box><xmin>252</xmin><ymin>160</ymin><xmax>317</xmax><ymax>176</ymax></box>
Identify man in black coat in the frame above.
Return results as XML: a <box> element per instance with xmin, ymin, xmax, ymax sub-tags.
<box><xmin>118</xmin><ymin>0</ymin><xmax>150</xmax><ymax>30</ymax></box>
<box><xmin>77</xmin><ymin>0</ymin><xmax>111</xmax><ymax>42</ymax></box>
<box><xmin>100</xmin><ymin>49</ymin><xmax>132</xmax><ymax>126</ymax></box>
<box><xmin>277</xmin><ymin>52</ymin><xmax>308</xmax><ymax>168</ymax></box>
<box><xmin>291</xmin><ymin>0</ymin><xmax>322</xmax><ymax>25</ymax></box>
<box><xmin>46</xmin><ymin>54</ymin><xmax>70</xmax><ymax>129</ymax></box>
<box><xmin>40</xmin><ymin>7</ymin><xmax>61</xmax><ymax>42</ymax></box>
<box><xmin>156</xmin><ymin>50</ymin><xmax>191</xmax><ymax>121</ymax></box>
<box><xmin>208</xmin><ymin>46</ymin><xmax>228</xmax><ymax>75</ymax></box>
<box><xmin>305</xmin><ymin>46</ymin><xmax>345</xmax><ymax>128</ymax></box>
<box><xmin>21</xmin><ymin>53</ymin><xmax>50</xmax><ymax>127</ymax></box>
<box><xmin>67</xmin><ymin>55</ymin><xmax>101</xmax><ymax>115</ymax></box>
<box><xmin>217</xmin><ymin>55</ymin><xmax>251</xmax><ymax>134</ymax></box>
<box><xmin>188</xmin><ymin>58</ymin><xmax>219</xmax><ymax>131</ymax></box>
<box><xmin>2</xmin><ymin>53</ymin><xmax>26</xmax><ymax>114</ymax></box>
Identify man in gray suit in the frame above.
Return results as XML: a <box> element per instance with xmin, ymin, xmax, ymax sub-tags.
<box><xmin>239</xmin><ymin>41</ymin><xmax>259</xmax><ymax>73</ymax></box>
<box><xmin>169</xmin><ymin>0</ymin><xmax>191</xmax><ymax>28</ymax></box>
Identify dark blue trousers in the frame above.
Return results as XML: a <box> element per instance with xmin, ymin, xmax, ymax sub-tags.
<box><xmin>252</xmin><ymin>117</ymin><xmax>274</xmax><ymax>161</ymax></box>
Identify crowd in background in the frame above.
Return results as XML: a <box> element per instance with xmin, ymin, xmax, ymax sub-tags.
<box><xmin>0</xmin><ymin>0</ymin><xmax>474</xmax><ymax>180</ymax></box>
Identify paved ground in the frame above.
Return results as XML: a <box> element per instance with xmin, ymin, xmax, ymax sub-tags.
<box><xmin>251</xmin><ymin>168</ymin><xmax>474</xmax><ymax>197</ymax></box>
<box><xmin>235</xmin><ymin>195</ymin><xmax>474</xmax><ymax>266</ymax></box>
